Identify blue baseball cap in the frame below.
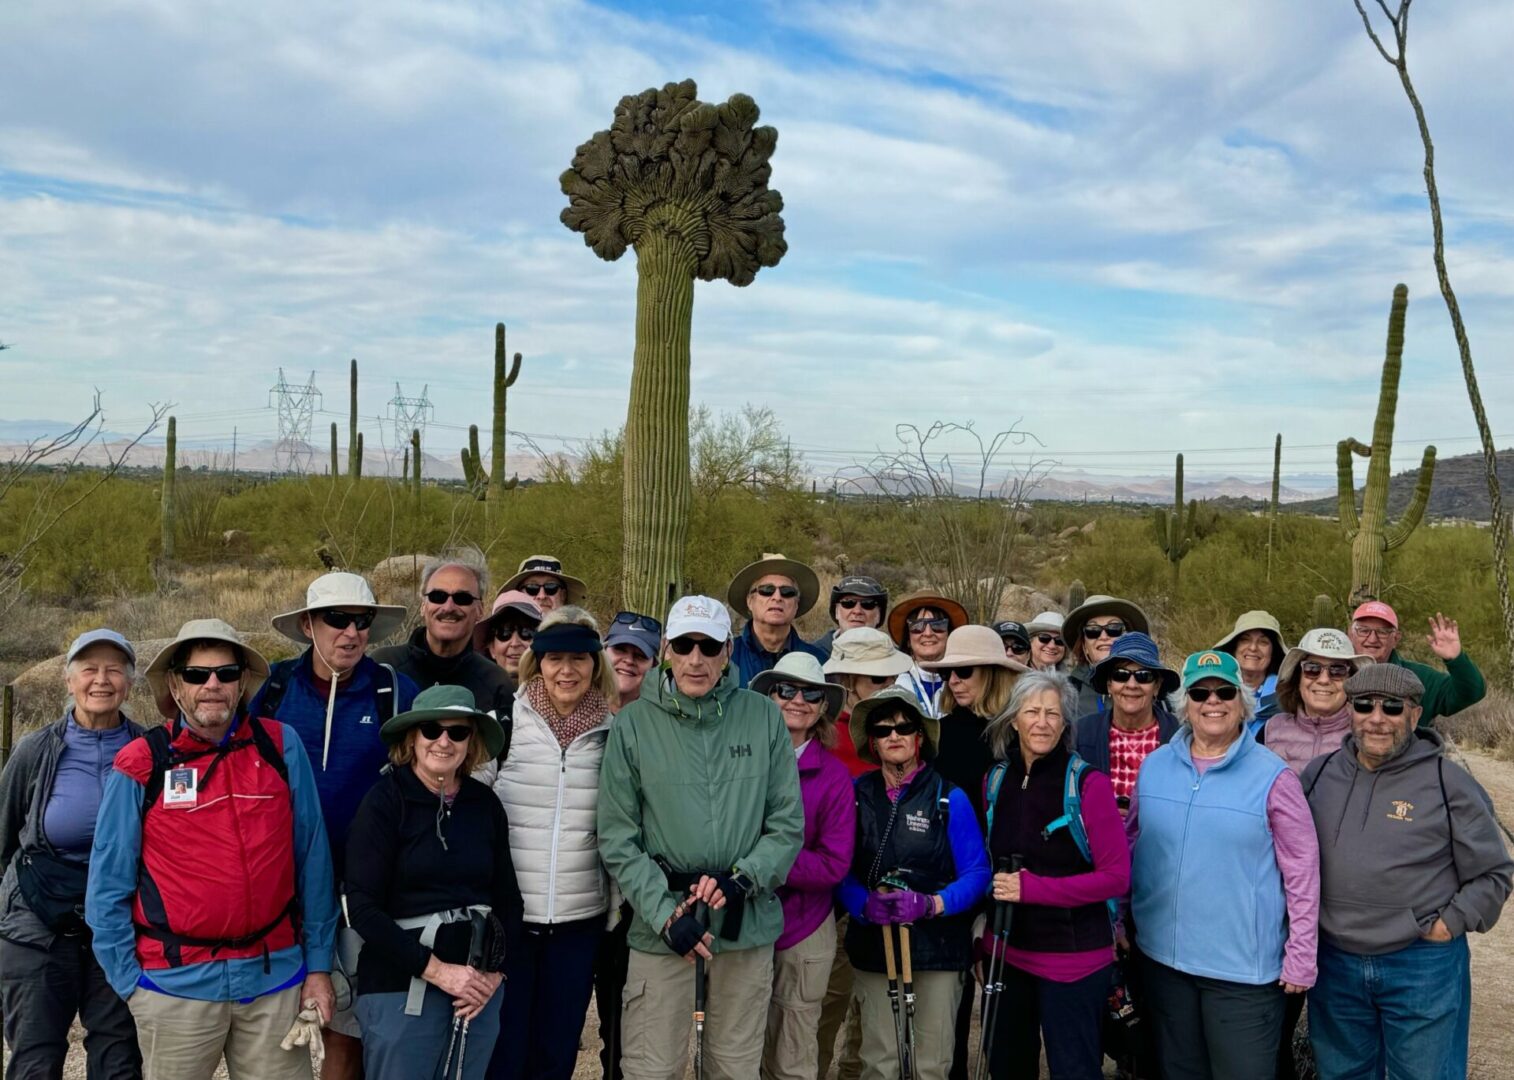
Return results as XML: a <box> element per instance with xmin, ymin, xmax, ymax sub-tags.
<box><xmin>66</xmin><ymin>629</ymin><xmax>137</xmax><ymax>667</ymax></box>
<box><xmin>604</xmin><ymin>611</ymin><xmax>662</xmax><ymax>661</ymax></box>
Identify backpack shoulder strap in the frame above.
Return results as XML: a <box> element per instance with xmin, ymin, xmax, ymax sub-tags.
<box><xmin>139</xmin><ymin>726</ymin><xmax>176</xmax><ymax>820</ymax></box>
<box><xmin>1064</xmin><ymin>754</ymin><xmax>1093</xmax><ymax>864</ymax></box>
<box><xmin>375</xmin><ymin>663</ymin><xmax>399</xmax><ymax>724</ymax></box>
<box><xmin>984</xmin><ymin>761</ymin><xmax>1008</xmax><ymax>839</ymax></box>
<box><xmin>246</xmin><ymin>715</ymin><xmax>291</xmax><ymax>786</ymax></box>
<box><xmin>257</xmin><ymin>659</ymin><xmax>296</xmax><ymax>719</ymax></box>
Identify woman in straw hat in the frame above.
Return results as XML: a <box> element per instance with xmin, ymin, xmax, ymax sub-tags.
<box><xmin>344</xmin><ymin>686</ymin><xmax>522</xmax><ymax>1079</ymax></box>
<box><xmin>838</xmin><ymin>688</ymin><xmax>991</xmax><ymax>1080</ymax></box>
<box><xmin>1061</xmin><ymin>595</ymin><xmax>1150</xmax><ymax>718</ymax></box>
<box><xmin>750</xmin><ymin>654</ymin><xmax>856</xmax><ymax>1080</ymax></box>
<box><xmin>1213</xmin><ymin>610</ymin><xmax>1287</xmax><ymax>733</ymax></box>
<box><xmin>823</xmin><ymin>627</ymin><xmax>915</xmax><ymax>778</ymax></box>
<box><xmin>1024</xmin><ymin>611</ymin><xmax>1068</xmax><ymax>672</ymax></box>
<box><xmin>886</xmin><ymin>591</ymin><xmax>970</xmax><ymax>720</ymax></box>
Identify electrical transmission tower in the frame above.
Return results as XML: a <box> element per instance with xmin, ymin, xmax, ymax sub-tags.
<box><xmin>267</xmin><ymin>369</ymin><xmax>321</xmax><ymax>474</ymax></box>
<box><xmin>388</xmin><ymin>383</ymin><xmax>434</xmax><ymax>471</ymax></box>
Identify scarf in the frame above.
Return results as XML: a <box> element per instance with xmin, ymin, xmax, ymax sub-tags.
<box><xmin>526</xmin><ymin>677</ymin><xmax>611</xmax><ymax>750</ymax></box>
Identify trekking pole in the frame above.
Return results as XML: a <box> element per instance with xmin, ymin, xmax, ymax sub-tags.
<box><xmin>694</xmin><ymin>899</ymin><xmax>709</xmax><ymax>1080</ymax></box>
<box><xmin>899</xmin><ymin>921</ymin><xmax>918</xmax><ymax>1080</ymax></box>
<box><xmin>881</xmin><ymin>918</ymin><xmax>910</xmax><ymax>1080</ymax></box>
<box><xmin>977</xmin><ymin>855</ymin><xmax>1022</xmax><ymax>1080</ymax></box>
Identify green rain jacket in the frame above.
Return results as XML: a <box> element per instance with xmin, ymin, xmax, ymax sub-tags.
<box><xmin>597</xmin><ymin>664</ymin><xmax>803</xmax><ymax>955</ymax></box>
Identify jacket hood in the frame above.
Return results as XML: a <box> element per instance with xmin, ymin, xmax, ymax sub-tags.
<box><xmin>639</xmin><ymin>661</ymin><xmax>743</xmax><ymax>724</ymax></box>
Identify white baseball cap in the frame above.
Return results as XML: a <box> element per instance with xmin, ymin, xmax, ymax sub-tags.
<box><xmin>665</xmin><ymin>595</ymin><xmax>732</xmax><ymax>642</ymax></box>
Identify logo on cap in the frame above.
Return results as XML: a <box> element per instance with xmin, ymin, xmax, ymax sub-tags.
<box><xmin>1197</xmin><ymin>652</ymin><xmax>1224</xmax><ymax>667</ymax></box>
<box><xmin>524</xmin><ymin>558</ymin><xmax>562</xmax><ymax>573</ymax></box>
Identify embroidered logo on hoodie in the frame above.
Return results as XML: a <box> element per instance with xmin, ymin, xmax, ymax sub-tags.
<box><xmin>1387</xmin><ymin>800</ymin><xmax>1415</xmax><ymax>822</ymax></box>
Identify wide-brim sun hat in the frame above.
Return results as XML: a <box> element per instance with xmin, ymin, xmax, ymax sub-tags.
<box><xmin>472</xmin><ymin>589</ymin><xmax>544</xmax><ymax>653</ymax></box>
<box><xmin>271</xmin><ymin>571</ymin><xmax>407</xmax><ymax>645</ymax></box>
<box><xmin>380</xmin><ymin>684</ymin><xmax>506</xmax><ymax>759</ymax></box>
<box><xmin>823</xmin><ymin>627</ymin><xmax>913</xmax><ymax>679</ymax></box>
<box><xmin>886</xmin><ymin>590</ymin><xmax>970</xmax><ymax>649</ymax></box>
<box><xmin>1213</xmin><ymin>610</ymin><xmax>1286</xmax><ymax>676</ymax></box>
<box><xmin>145</xmin><ymin>619</ymin><xmax>271</xmax><ymax>720</ymax></box>
<box><xmin>499</xmin><ymin>555</ymin><xmax>588</xmax><ymax>606</ymax></box>
<box><xmin>727</xmin><ymin>553</ymin><xmax>821</xmax><ymax>619</ymax></box>
<box><xmin>1062</xmin><ymin>595</ymin><xmax>1150</xmax><ymax>651</ymax></box>
<box><xmin>1090</xmin><ymin>631</ymin><xmax>1180</xmax><ymax>695</ymax></box>
<box><xmin>750</xmin><ymin>652</ymin><xmax>845</xmax><ymax>718</ymax></box>
<box><xmin>1277</xmin><ymin>628</ymin><xmax>1375</xmax><ymax>687</ymax></box>
<box><xmin>1179</xmin><ymin>649</ymin><xmax>1245</xmax><ymax>691</ymax></box>
<box><xmin>1025</xmin><ymin>611</ymin><xmax>1067</xmax><ymax>637</ymax></box>
<box><xmin>849</xmin><ymin>686</ymin><xmax>940</xmax><ymax>766</ymax></box>
<box><xmin>920</xmin><ymin>625</ymin><xmax>1030</xmax><ymax>674</ymax></box>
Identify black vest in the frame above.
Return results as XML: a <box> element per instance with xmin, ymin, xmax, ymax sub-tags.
<box><xmin>844</xmin><ymin>764</ymin><xmax>973</xmax><ymax>973</ymax></box>
<box><xmin>988</xmin><ymin>744</ymin><xmax>1113</xmax><ymax>954</ymax></box>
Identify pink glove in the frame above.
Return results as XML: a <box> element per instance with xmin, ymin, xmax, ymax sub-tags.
<box><xmin>885</xmin><ymin>890</ymin><xmax>936</xmax><ymax>924</ymax></box>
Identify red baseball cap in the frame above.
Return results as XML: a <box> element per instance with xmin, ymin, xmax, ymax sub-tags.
<box><xmin>1350</xmin><ymin>600</ymin><xmax>1399</xmax><ymax>628</ymax></box>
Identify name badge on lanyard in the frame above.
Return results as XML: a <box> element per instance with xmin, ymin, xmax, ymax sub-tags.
<box><xmin>163</xmin><ymin>767</ymin><xmax>199</xmax><ymax>808</ymax></box>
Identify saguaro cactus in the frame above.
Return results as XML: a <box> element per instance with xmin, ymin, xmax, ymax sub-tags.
<box><xmin>1266</xmin><ymin>433</ymin><xmax>1282</xmax><ymax>583</ymax></box>
<box><xmin>1337</xmin><ymin>285</ymin><xmax>1436</xmax><ymax>604</ymax></box>
<box><xmin>1065</xmin><ymin>579</ymin><xmax>1086</xmax><ymax>612</ymax></box>
<box><xmin>561</xmin><ymin>78</ymin><xmax>787</xmax><ymax>615</ymax></box>
<box><xmin>347</xmin><ymin>359</ymin><xmax>359</xmax><ymax>478</ymax></box>
<box><xmin>160</xmin><ymin>415</ymin><xmax>177</xmax><ymax>558</ymax></box>
<box><xmin>1311</xmin><ymin>593</ymin><xmax>1336</xmax><ymax>630</ymax></box>
<box><xmin>490</xmin><ymin>323</ymin><xmax>522</xmax><ymax>498</ymax></box>
<box><xmin>330</xmin><ymin>422</ymin><xmax>339</xmax><ymax>478</ymax></box>
<box><xmin>1153</xmin><ymin>453</ymin><xmax>1195</xmax><ymax>590</ymax></box>
<box><xmin>353</xmin><ymin>432</ymin><xmax>364</xmax><ymax>481</ymax></box>
<box><xmin>411</xmin><ymin>428</ymin><xmax>421</xmax><ymax>494</ymax></box>
<box><xmin>402</xmin><ymin>447</ymin><xmax>410</xmax><ymax>482</ymax></box>
<box><xmin>461</xmin><ymin>424</ymin><xmax>487</xmax><ymax>500</ymax></box>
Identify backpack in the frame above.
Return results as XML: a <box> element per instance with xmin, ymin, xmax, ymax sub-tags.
<box><xmin>139</xmin><ymin>715</ymin><xmax>289</xmax><ymax>819</ymax></box>
<box><xmin>985</xmin><ymin>752</ymin><xmax>1119</xmax><ymax>923</ymax></box>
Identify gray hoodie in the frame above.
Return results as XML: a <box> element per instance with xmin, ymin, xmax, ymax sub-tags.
<box><xmin>1302</xmin><ymin>728</ymin><xmax>1513</xmax><ymax>955</ymax></box>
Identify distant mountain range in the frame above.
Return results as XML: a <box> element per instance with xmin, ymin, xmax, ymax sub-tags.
<box><xmin>1288</xmin><ymin>448</ymin><xmax>1514</xmax><ymax>523</ymax></box>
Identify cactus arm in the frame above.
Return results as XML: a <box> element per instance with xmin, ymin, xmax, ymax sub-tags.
<box><xmin>1153</xmin><ymin>507</ymin><xmax>1171</xmax><ymax>552</ymax></box>
<box><xmin>1337</xmin><ymin>440</ymin><xmax>1362</xmax><ymax>537</ymax></box>
<box><xmin>505</xmin><ymin>351</ymin><xmax>522</xmax><ymax>388</ymax></box>
<box><xmin>1385</xmin><ymin>446</ymin><xmax>1438</xmax><ymax>550</ymax></box>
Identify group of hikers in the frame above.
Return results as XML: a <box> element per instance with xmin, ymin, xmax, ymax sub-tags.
<box><xmin>0</xmin><ymin>547</ymin><xmax>1509</xmax><ymax>1080</ymax></box>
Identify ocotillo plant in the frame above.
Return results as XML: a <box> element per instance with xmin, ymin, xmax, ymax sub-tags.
<box><xmin>1336</xmin><ymin>284</ymin><xmax>1436</xmax><ymax>605</ymax></box>
<box><xmin>461</xmin><ymin>424</ymin><xmax>487</xmax><ymax>500</ymax></box>
<box><xmin>330</xmin><ymin>423</ymin><xmax>339</xmax><ymax>478</ymax></box>
<box><xmin>1266</xmin><ymin>434</ymin><xmax>1282</xmax><ymax>583</ymax></box>
<box><xmin>354</xmin><ymin>432</ymin><xmax>364</xmax><ymax>481</ymax></box>
<box><xmin>160</xmin><ymin>415</ymin><xmax>176</xmax><ymax>558</ymax></box>
<box><xmin>1153</xmin><ymin>454</ymin><xmax>1195</xmax><ymax>591</ymax></box>
<box><xmin>1066</xmin><ymin>579</ymin><xmax>1086</xmax><ymax>612</ymax></box>
<box><xmin>411</xmin><ymin>429</ymin><xmax>421</xmax><ymax>495</ymax></box>
<box><xmin>490</xmin><ymin>323</ymin><xmax>522</xmax><ymax>498</ymax></box>
<box><xmin>562</xmin><ymin>79</ymin><xmax>787</xmax><ymax>615</ymax></box>
<box><xmin>348</xmin><ymin>359</ymin><xmax>359</xmax><ymax>478</ymax></box>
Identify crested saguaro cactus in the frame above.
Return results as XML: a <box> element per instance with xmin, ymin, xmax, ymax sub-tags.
<box><xmin>490</xmin><ymin>323</ymin><xmax>522</xmax><ymax>499</ymax></box>
<box><xmin>160</xmin><ymin>415</ymin><xmax>176</xmax><ymax>558</ymax></box>
<box><xmin>1153</xmin><ymin>453</ymin><xmax>1196</xmax><ymax>590</ymax></box>
<box><xmin>347</xmin><ymin>359</ymin><xmax>359</xmax><ymax>478</ymax></box>
<box><xmin>561</xmin><ymin>78</ymin><xmax>787</xmax><ymax>615</ymax></box>
<box><xmin>1337</xmin><ymin>285</ymin><xmax>1436</xmax><ymax>605</ymax></box>
<box><xmin>1267</xmin><ymin>433</ymin><xmax>1282</xmax><ymax>584</ymax></box>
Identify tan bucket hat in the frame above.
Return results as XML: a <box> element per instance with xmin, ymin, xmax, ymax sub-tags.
<box><xmin>1025</xmin><ymin>610</ymin><xmax>1067</xmax><ymax>636</ymax></box>
<box><xmin>498</xmin><ymin>555</ymin><xmax>588</xmax><ymax>606</ymax></box>
<box><xmin>750</xmin><ymin>652</ymin><xmax>845</xmax><ymax>718</ymax></box>
<box><xmin>886</xmin><ymin>591</ymin><xmax>970</xmax><ymax>648</ymax></box>
<box><xmin>145</xmin><ymin>619</ymin><xmax>270</xmax><ymax>720</ymax></box>
<box><xmin>271</xmin><ymin>572</ymin><xmax>407</xmax><ymax>645</ymax></box>
<box><xmin>849</xmin><ymin>687</ymin><xmax>939</xmax><ymax>766</ymax></box>
<box><xmin>1062</xmin><ymin>595</ymin><xmax>1150</xmax><ymax>651</ymax></box>
<box><xmin>823</xmin><ymin>627</ymin><xmax>913</xmax><ymax>679</ymax></box>
<box><xmin>920</xmin><ymin>625</ymin><xmax>1030</xmax><ymax>673</ymax></box>
<box><xmin>726</xmin><ymin>553</ymin><xmax>821</xmax><ymax>619</ymax></box>
<box><xmin>1213</xmin><ymin>610</ymin><xmax>1285</xmax><ymax>675</ymax></box>
<box><xmin>1277</xmin><ymin>628</ymin><xmax>1374</xmax><ymax>687</ymax></box>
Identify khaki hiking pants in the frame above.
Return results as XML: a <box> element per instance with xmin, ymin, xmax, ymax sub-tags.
<box><xmin>817</xmin><ymin>913</ymin><xmax>863</xmax><ymax>1080</ymax></box>
<box><xmin>622</xmin><ymin>944</ymin><xmax>774</xmax><ymax>1080</ymax></box>
<box><xmin>854</xmin><ymin>968</ymin><xmax>964</xmax><ymax>1080</ymax></box>
<box><xmin>127</xmin><ymin>984</ymin><xmax>312</xmax><ymax>1080</ymax></box>
<box><xmin>762</xmin><ymin>914</ymin><xmax>836</xmax><ymax>1080</ymax></box>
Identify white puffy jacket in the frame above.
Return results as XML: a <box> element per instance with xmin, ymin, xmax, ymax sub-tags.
<box><xmin>484</xmin><ymin>688</ymin><xmax>614</xmax><ymax>924</ymax></box>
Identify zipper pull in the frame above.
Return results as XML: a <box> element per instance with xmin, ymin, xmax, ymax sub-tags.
<box><xmin>1021</xmin><ymin>775</ymin><xmax>1030</xmax><ymax>790</ymax></box>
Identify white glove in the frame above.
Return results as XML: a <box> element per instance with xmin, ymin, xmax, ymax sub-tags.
<box><xmin>280</xmin><ymin>1001</ymin><xmax>326</xmax><ymax>1065</ymax></box>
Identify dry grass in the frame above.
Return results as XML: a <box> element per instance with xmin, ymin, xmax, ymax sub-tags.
<box><xmin>1439</xmin><ymin>686</ymin><xmax>1514</xmax><ymax>760</ymax></box>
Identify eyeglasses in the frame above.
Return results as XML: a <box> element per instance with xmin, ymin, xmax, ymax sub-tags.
<box><xmin>521</xmin><ymin>581</ymin><xmax>563</xmax><ymax>598</ymax></box>
<box><xmin>1351</xmin><ymin>623</ymin><xmax>1396</xmax><ymax>640</ymax></box>
<box><xmin>752</xmin><ymin>584</ymin><xmax>800</xmax><ymax>599</ymax></box>
<box><xmin>856</xmin><ymin>674</ymin><xmax>893</xmax><ymax>686</ymax></box>
<box><xmin>612</xmin><ymin>611</ymin><xmax>663</xmax><ymax>635</ymax></box>
<box><xmin>319</xmin><ymin>610</ymin><xmax>376</xmax><ymax>632</ymax></box>
<box><xmin>908</xmin><ymin>617</ymin><xmax>949</xmax><ymax>634</ymax></box>
<box><xmin>1034</xmin><ymin>634</ymin><xmax>1065</xmax><ymax>648</ymax></box>
<box><xmin>417</xmin><ymin>721</ymin><xmax>473</xmax><ymax>742</ymax></box>
<box><xmin>1186</xmin><ymin>685</ymin><xmax>1240</xmax><ymax>703</ymax></box>
<box><xmin>177</xmin><ymin>664</ymin><xmax>244</xmax><ymax>685</ymax></box>
<box><xmin>948</xmin><ymin>666</ymin><xmax>982</xmax><ymax>681</ymax></box>
<box><xmin>837</xmin><ymin>597</ymin><xmax>881</xmax><ymax>611</ymax></box>
<box><xmin>1351</xmin><ymin>695</ymin><xmax>1407</xmax><ymax>716</ymax></box>
<box><xmin>425</xmin><ymin>589</ymin><xmax>479</xmax><ymax>607</ymax></box>
<box><xmin>1108</xmin><ymin>669</ymin><xmax>1159</xmax><ymax>686</ymax></box>
<box><xmin>1083</xmin><ymin>622</ymin><xmax>1126</xmax><ymax>641</ymax></box>
<box><xmin>773</xmin><ymin>683</ymin><xmax>828</xmax><ymax>704</ymax></box>
<box><xmin>1301</xmin><ymin>661</ymin><xmax>1353</xmax><ymax>681</ymax></box>
<box><xmin>492</xmin><ymin>624</ymin><xmax>535</xmax><ymax>643</ymax></box>
<box><xmin>868</xmin><ymin>720</ymin><xmax>922</xmax><ymax>738</ymax></box>
<box><xmin>668</xmin><ymin>637</ymin><xmax>725</xmax><ymax>657</ymax></box>
<box><xmin>1005</xmin><ymin>641</ymin><xmax>1030</xmax><ymax>656</ymax></box>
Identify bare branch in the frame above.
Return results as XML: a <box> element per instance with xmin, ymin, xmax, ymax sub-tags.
<box><xmin>1353</xmin><ymin>0</ymin><xmax>1399</xmax><ymax>64</ymax></box>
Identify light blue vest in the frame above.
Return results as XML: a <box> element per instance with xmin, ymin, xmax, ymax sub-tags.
<box><xmin>1132</xmin><ymin>727</ymin><xmax>1289</xmax><ymax>985</ymax></box>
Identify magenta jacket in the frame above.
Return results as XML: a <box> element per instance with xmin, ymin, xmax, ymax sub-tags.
<box><xmin>776</xmin><ymin>740</ymin><xmax>857</xmax><ymax>950</ymax></box>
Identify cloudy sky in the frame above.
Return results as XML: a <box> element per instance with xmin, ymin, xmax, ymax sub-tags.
<box><xmin>3</xmin><ymin>0</ymin><xmax>1513</xmax><ymax>484</ymax></box>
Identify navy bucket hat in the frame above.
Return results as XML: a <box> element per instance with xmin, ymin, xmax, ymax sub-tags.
<box><xmin>1090</xmin><ymin>631</ymin><xmax>1181</xmax><ymax>695</ymax></box>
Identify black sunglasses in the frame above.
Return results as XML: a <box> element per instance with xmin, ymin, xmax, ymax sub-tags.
<box><xmin>868</xmin><ymin>720</ymin><xmax>922</xmax><ymax>738</ymax></box>
<box><xmin>425</xmin><ymin>589</ymin><xmax>479</xmax><ymax>607</ymax></box>
<box><xmin>1005</xmin><ymin>640</ymin><xmax>1030</xmax><ymax>655</ymax></box>
<box><xmin>752</xmin><ymin>584</ymin><xmax>800</xmax><ymax>599</ymax></box>
<box><xmin>491</xmin><ymin>624</ymin><xmax>535</xmax><ymax>643</ymax></box>
<box><xmin>1186</xmin><ymin>685</ymin><xmax>1240</xmax><ymax>703</ymax></box>
<box><xmin>1034</xmin><ymin>633</ymin><xmax>1065</xmax><ymax>647</ymax></box>
<box><xmin>837</xmin><ymin>597</ymin><xmax>881</xmax><ymax>611</ymax></box>
<box><xmin>1083</xmin><ymin>622</ymin><xmax>1126</xmax><ymax>640</ymax></box>
<box><xmin>417</xmin><ymin>721</ymin><xmax>472</xmax><ymax>742</ymax></box>
<box><xmin>948</xmin><ymin>666</ymin><xmax>982</xmax><ymax>681</ymax></box>
<box><xmin>1351</xmin><ymin>695</ymin><xmax>1407</xmax><ymax>717</ymax></box>
<box><xmin>774</xmin><ymin>684</ymin><xmax>828</xmax><ymax>704</ymax></box>
<box><xmin>178</xmin><ymin>664</ymin><xmax>243</xmax><ymax>685</ymax></box>
<box><xmin>612</xmin><ymin>611</ymin><xmax>663</xmax><ymax>635</ymax></box>
<box><xmin>1108</xmin><ymin>669</ymin><xmax>1158</xmax><ymax>686</ymax></box>
<box><xmin>522</xmin><ymin>582</ymin><xmax>563</xmax><ymax>597</ymax></box>
<box><xmin>668</xmin><ymin>637</ymin><xmax>725</xmax><ymax>657</ymax></box>
<box><xmin>1301</xmin><ymin>661</ymin><xmax>1353</xmax><ymax>680</ymax></box>
<box><xmin>319</xmin><ymin>610</ymin><xmax>376</xmax><ymax>632</ymax></box>
<box><xmin>908</xmin><ymin>617</ymin><xmax>949</xmax><ymax>634</ymax></box>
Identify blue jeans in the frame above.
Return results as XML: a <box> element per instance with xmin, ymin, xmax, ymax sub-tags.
<box><xmin>1309</xmin><ymin>936</ymin><xmax>1469</xmax><ymax>1080</ymax></box>
<box><xmin>485</xmin><ymin>916</ymin><xmax>603</xmax><ymax>1080</ymax></box>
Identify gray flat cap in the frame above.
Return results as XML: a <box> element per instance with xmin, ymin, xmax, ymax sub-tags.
<box><xmin>1344</xmin><ymin>664</ymin><xmax>1424</xmax><ymax>703</ymax></box>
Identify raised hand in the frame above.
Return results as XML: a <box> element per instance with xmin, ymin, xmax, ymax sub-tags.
<box><xmin>1426</xmin><ymin>613</ymin><xmax>1462</xmax><ymax>660</ymax></box>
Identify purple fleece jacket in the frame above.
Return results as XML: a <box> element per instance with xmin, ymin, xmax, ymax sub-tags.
<box><xmin>777</xmin><ymin>740</ymin><xmax>857</xmax><ymax>950</ymax></box>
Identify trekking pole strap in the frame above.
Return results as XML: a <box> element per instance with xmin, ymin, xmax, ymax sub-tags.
<box><xmin>394</xmin><ymin>904</ymin><xmax>492</xmax><ymax>1016</ymax></box>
